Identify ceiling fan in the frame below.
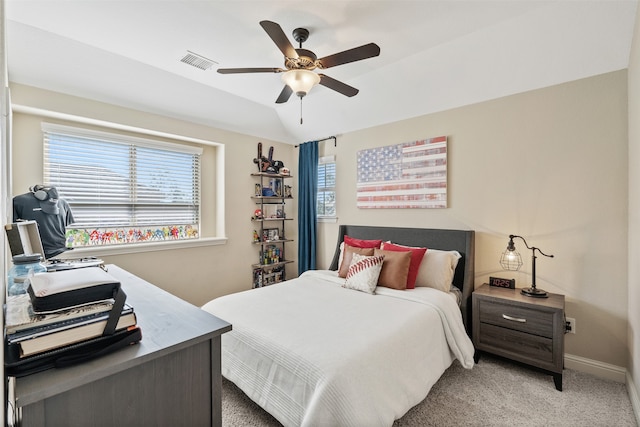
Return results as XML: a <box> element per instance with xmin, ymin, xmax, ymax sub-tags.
<box><xmin>217</xmin><ymin>20</ymin><xmax>381</xmax><ymax>105</ymax></box>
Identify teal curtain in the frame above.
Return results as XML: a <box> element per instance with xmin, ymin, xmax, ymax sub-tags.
<box><xmin>298</xmin><ymin>141</ymin><xmax>318</xmax><ymax>275</ymax></box>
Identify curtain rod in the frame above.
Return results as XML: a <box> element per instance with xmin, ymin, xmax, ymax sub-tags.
<box><xmin>295</xmin><ymin>135</ymin><xmax>337</xmax><ymax>148</ymax></box>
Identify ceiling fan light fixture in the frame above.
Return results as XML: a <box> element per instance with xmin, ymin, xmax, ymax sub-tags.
<box><xmin>281</xmin><ymin>69</ymin><xmax>320</xmax><ymax>97</ymax></box>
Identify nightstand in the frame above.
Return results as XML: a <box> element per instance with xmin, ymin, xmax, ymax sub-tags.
<box><xmin>472</xmin><ymin>284</ymin><xmax>565</xmax><ymax>391</ymax></box>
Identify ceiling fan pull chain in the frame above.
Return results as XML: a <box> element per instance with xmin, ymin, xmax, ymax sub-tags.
<box><xmin>300</xmin><ymin>97</ymin><xmax>303</xmax><ymax>125</ymax></box>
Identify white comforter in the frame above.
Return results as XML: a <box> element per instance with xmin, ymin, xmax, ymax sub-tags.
<box><xmin>202</xmin><ymin>270</ymin><xmax>475</xmax><ymax>427</ymax></box>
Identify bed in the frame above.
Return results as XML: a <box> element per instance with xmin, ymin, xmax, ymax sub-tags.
<box><xmin>202</xmin><ymin>225</ymin><xmax>476</xmax><ymax>426</ymax></box>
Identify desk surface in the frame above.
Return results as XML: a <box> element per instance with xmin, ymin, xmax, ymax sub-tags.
<box><xmin>12</xmin><ymin>264</ymin><xmax>232</xmax><ymax>407</ymax></box>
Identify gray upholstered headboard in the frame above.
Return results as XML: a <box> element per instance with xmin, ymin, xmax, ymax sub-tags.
<box><xmin>329</xmin><ymin>225</ymin><xmax>475</xmax><ymax>335</ymax></box>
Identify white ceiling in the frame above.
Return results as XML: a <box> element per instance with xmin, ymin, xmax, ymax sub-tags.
<box><xmin>5</xmin><ymin>1</ymin><xmax>638</xmax><ymax>144</ymax></box>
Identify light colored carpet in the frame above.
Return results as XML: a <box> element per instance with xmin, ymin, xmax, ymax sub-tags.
<box><xmin>222</xmin><ymin>353</ymin><xmax>638</xmax><ymax>426</ymax></box>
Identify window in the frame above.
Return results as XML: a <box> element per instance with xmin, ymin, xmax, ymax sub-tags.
<box><xmin>42</xmin><ymin>123</ymin><xmax>203</xmax><ymax>247</ymax></box>
<box><xmin>317</xmin><ymin>155</ymin><xmax>336</xmax><ymax>218</ymax></box>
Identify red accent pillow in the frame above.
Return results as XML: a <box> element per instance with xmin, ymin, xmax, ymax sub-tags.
<box><xmin>380</xmin><ymin>242</ymin><xmax>427</xmax><ymax>289</ymax></box>
<box><xmin>344</xmin><ymin>235</ymin><xmax>382</xmax><ymax>249</ymax></box>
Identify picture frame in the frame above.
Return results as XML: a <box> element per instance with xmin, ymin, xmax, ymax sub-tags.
<box><xmin>356</xmin><ymin>136</ymin><xmax>447</xmax><ymax>209</ymax></box>
<box><xmin>262</xmin><ymin>228</ymin><xmax>279</xmax><ymax>242</ymax></box>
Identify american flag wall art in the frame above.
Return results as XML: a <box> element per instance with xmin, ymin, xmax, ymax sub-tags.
<box><xmin>356</xmin><ymin>136</ymin><xmax>447</xmax><ymax>209</ymax></box>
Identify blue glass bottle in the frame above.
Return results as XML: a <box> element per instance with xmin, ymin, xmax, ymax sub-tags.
<box><xmin>8</xmin><ymin>254</ymin><xmax>47</xmax><ymax>296</ymax></box>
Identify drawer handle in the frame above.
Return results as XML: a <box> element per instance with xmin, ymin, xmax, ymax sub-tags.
<box><xmin>502</xmin><ymin>314</ymin><xmax>526</xmax><ymax>323</ymax></box>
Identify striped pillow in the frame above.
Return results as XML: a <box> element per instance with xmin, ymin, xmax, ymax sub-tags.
<box><xmin>343</xmin><ymin>254</ymin><xmax>385</xmax><ymax>294</ymax></box>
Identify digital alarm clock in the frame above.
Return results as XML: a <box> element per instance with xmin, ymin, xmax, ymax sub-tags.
<box><xmin>489</xmin><ymin>276</ymin><xmax>516</xmax><ymax>289</ymax></box>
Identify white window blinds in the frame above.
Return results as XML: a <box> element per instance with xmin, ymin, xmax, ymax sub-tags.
<box><xmin>42</xmin><ymin>123</ymin><xmax>202</xmax><ymax>229</ymax></box>
<box><xmin>317</xmin><ymin>155</ymin><xmax>336</xmax><ymax>217</ymax></box>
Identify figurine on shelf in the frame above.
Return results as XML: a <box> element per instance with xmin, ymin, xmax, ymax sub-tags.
<box><xmin>284</xmin><ymin>185</ymin><xmax>292</xmax><ymax>198</ymax></box>
<box><xmin>252</xmin><ymin>209</ymin><xmax>263</xmax><ymax>220</ymax></box>
<box><xmin>253</xmin><ymin>230</ymin><xmax>260</xmax><ymax>242</ymax></box>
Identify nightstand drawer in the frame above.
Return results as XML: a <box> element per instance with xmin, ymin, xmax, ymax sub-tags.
<box><xmin>477</xmin><ymin>323</ymin><xmax>554</xmax><ymax>365</ymax></box>
<box><xmin>478</xmin><ymin>298</ymin><xmax>554</xmax><ymax>338</ymax></box>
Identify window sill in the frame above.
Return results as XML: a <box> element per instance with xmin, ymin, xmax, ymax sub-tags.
<box><xmin>56</xmin><ymin>237</ymin><xmax>227</xmax><ymax>258</ymax></box>
<box><xmin>317</xmin><ymin>217</ymin><xmax>338</xmax><ymax>223</ymax></box>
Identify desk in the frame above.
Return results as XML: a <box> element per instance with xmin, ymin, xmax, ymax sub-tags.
<box><xmin>8</xmin><ymin>265</ymin><xmax>232</xmax><ymax>426</ymax></box>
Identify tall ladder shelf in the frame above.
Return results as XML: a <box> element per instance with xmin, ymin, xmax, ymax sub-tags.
<box><xmin>251</xmin><ymin>172</ymin><xmax>293</xmax><ymax>288</ymax></box>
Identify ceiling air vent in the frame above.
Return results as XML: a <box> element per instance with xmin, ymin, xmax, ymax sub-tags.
<box><xmin>180</xmin><ymin>51</ymin><xmax>217</xmax><ymax>71</ymax></box>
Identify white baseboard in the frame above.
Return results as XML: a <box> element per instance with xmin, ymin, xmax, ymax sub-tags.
<box><xmin>627</xmin><ymin>371</ymin><xmax>640</xmax><ymax>427</ymax></box>
<box><xmin>564</xmin><ymin>353</ymin><xmax>626</xmax><ymax>383</ymax></box>
<box><xmin>563</xmin><ymin>354</ymin><xmax>640</xmax><ymax>424</ymax></box>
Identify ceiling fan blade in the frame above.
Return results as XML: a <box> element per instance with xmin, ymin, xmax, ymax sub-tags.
<box><xmin>260</xmin><ymin>20</ymin><xmax>298</xmax><ymax>59</ymax></box>
<box><xmin>317</xmin><ymin>43</ymin><xmax>380</xmax><ymax>69</ymax></box>
<box><xmin>217</xmin><ymin>67</ymin><xmax>284</xmax><ymax>74</ymax></box>
<box><xmin>275</xmin><ymin>85</ymin><xmax>293</xmax><ymax>104</ymax></box>
<box><xmin>318</xmin><ymin>74</ymin><xmax>359</xmax><ymax>97</ymax></box>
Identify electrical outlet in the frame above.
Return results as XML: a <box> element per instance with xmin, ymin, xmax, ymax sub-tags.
<box><xmin>565</xmin><ymin>317</ymin><xmax>576</xmax><ymax>334</ymax></box>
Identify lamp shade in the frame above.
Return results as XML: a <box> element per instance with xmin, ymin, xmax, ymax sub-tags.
<box><xmin>282</xmin><ymin>70</ymin><xmax>320</xmax><ymax>97</ymax></box>
<box><xmin>500</xmin><ymin>247</ymin><xmax>523</xmax><ymax>271</ymax></box>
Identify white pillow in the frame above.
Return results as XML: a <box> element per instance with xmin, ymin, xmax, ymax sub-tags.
<box><xmin>414</xmin><ymin>249</ymin><xmax>462</xmax><ymax>292</ymax></box>
<box><xmin>343</xmin><ymin>253</ymin><xmax>384</xmax><ymax>294</ymax></box>
<box><xmin>338</xmin><ymin>241</ymin><xmax>345</xmax><ymax>269</ymax></box>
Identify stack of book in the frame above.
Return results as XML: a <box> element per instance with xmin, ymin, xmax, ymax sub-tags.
<box><xmin>5</xmin><ymin>267</ymin><xmax>142</xmax><ymax>375</ymax></box>
<box><xmin>6</xmin><ymin>295</ymin><xmax>137</xmax><ymax>358</ymax></box>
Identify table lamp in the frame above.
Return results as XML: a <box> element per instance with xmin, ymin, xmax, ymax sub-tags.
<box><xmin>499</xmin><ymin>234</ymin><xmax>554</xmax><ymax>298</ymax></box>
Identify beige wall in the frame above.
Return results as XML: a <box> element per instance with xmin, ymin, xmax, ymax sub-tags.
<box><xmin>317</xmin><ymin>71</ymin><xmax>629</xmax><ymax>367</ymax></box>
<box><xmin>627</xmin><ymin>2</ymin><xmax>640</xmax><ymax>411</ymax></box>
<box><xmin>9</xmin><ymin>70</ymin><xmax>630</xmax><ymax>369</ymax></box>
<box><xmin>9</xmin><ymin>83</ymin><xmax>297</xmax><ymax>306</ymax></box>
